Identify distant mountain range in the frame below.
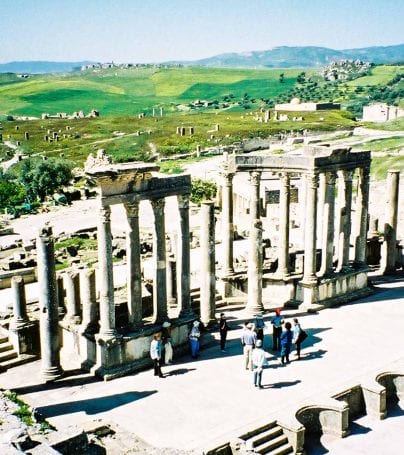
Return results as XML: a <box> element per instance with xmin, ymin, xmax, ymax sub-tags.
<box><xmin>0</xmin><ymin>60</ymin><xmax>93</xmax><ymax>74</ymax></box>
<box><xmin>0</xmin><ymin>44</ymin><xmax>403</xmax><ymax>73</ymax></box>
<box><xmin>178</xmin><ymin>44</ymin><xmax>404</xmax><ymax>68</ymax></box>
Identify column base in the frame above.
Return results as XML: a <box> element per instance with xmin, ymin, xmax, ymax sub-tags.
<box><xmin>41</xmin><ymin>365</ymin><xmax>64</xmax><ymax>383</ymax></box>
<box><xmin>245</xmin><ymin>303</ymin><xmax>265</xmax><ymax>316</ymax></box>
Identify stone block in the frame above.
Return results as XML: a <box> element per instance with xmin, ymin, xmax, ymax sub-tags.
<box><xmin>46</xmin><ymin>426</ymin><xmax>88</xmax><ymax>454</ymax></box>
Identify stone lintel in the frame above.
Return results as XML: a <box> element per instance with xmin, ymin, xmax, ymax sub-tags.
<box><xmin>98</xmin><ymin>174</ymin><xmax>191</xmax><ymax>204</ymax></box>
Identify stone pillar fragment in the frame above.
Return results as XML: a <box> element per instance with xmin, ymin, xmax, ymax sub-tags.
<box><xmin>80</xmin><ymin>268</ymin><xmax>98</xmax><ymax>333</ymax></box>
<box><xmin>200</xmin><ymin>201</ymin><xmax>216</xmax><ymax>325</ymax></box>
<box><xmin>381</xmin><ymin>170</ymin><xmax>400</xmax><ymax>273</ymax></box>
<box><xmin>302</xmin><ymin>173</ymin><xmax>318</xmax><ymax>283</ymax></box>
<box><xmin>151</xmin><ymin>198</ymin><xmax>168</xmax><ymax>323</ymax></box>
<box><xmin>354</xmin><ymin>167</ymin><xmax>370</xmax><ymax>267</ymax></box>
<box><xmin>166</xmin><ymin>254</ymin><xmax>177</xmax><ymax>307</ymax></box>
<box><xmin>246</xmin><ymin>171</ymin><xmax>264</xmax><ymax>314</ymax></box>
<box><xmin>97</xmin><ymin>205</ymin><xmax>116</xmax><ymax>338</ymax></box>
<box><xmin>177</xmin><ymin>194</ymin><xmax>192</xmax><ymax>317</ymax></box>
<box><xmin>278</xmin><ymin>172</ymin><xmax>290</xmax><ymax>277</ymax></box>
<box><xmin>220</xmin><ymin>170</ymin><xmax>235</xmax><ymax>276</ymax></box>
<box><xmin>37</xmin><ymin>226</ymin><xmax>64</xmax><ymax>382</ymax></box>
<box><xmin>11</xmin><ymin>276</ymin><xmax>29</xmax><ymax>327</ymax></box>
<box><xmin>64</xmin><ymin>270</ymin><xmax>81</xmax><ymax>324</ymax></box>
<box><xmin>125</xmin><ymin>202</ymin><xmax>143</xmax><ymax>328</ymax></box>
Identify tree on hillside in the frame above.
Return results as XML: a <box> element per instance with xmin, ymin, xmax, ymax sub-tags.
<box><xmin>0</xmin><ymin>170</ymin><xmax>26</xmax><ymax>211</ymax></box>
<box><xmin>19</xmin><ymin>158</ymin><xmax>73</xmax><ymax>201</ymax></box>
<box><xmin>279</xmin><ymin>73</ymin><xmax>285</xmax><ymax>83</ymax></box>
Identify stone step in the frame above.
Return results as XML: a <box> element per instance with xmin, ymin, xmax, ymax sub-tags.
<box><xmin>0</xmin><ymin>335</ymin><xmax>9</xmax><ymax>344</ymax></box>
<box><xmin>0</xmin><ymin>353</ymin><xmax>37</xmax><ymax>372</ymax></box>
<box><xmin>263</xmin><ymin>443</ymin><xmax>293</xmax><ymax>455</ymax></box>
<box><xmin>0</xmin><ymin>349</ymin><xmax>18</xmax><ymax>363</ymax></box>
<box><xmin>254</xmin><ymin>433</ymin><xmax>290</xmax><ymax>454</ymax></box>
<box><xmin>249</xmin><ymin>425</ymin><xmax>283</xmax><ymax>447</ymax></box>
<box><xmin>239</xmin><ymin>421</ymin><xmax>277</xmax><ymax>440</ymax></box>
<box><xmin>0</xmin><ymin>342</ymin><xmax>14</xmax><ymax>353</ymax></box>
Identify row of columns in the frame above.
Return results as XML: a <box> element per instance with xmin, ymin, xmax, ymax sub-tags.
<box><xmin>220</xmin><ymin>165</ymin><xmax>371</xmax><ymax>308</ymax></box>
<box><xmin>97</xmin><ymin>194</ymin><xmax>193</xmax><ymax>338</ymax></box>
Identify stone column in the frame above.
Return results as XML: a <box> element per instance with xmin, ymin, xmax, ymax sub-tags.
<box><xmin>302</xmin><ymin>173</ymin><xmax>318</xmax><ymax>283</ymax></box>
<box><xmin>125</xmin><ymin>202</ymin><xmax>143</xmax><ymax>328</ymax></box>
<box><xmin>220</xmin><ymin>170</ymin><xmax>235</xmax><ymax>276</ymax></box>
<box><xmin>11</xmin><ymin>276</ymin><xmax>29</xmax><ymax>327</ymax></box>
<box><xmin>151</xmin><ymin>198</ymin><xmax>168</xmax><ymax>323</ymax></box>
<box><xmin>56</xmin><ymin>275</ymin><xmax>65</xmax><ymax>316</ymax></box>
<box><xmin>382</xmin><ymin>170</ymin><xmax>400</xmax><ymax>273</ymax></box>
<box><xmin>299</xmin><ymin>174</ymin><xmax>307</xmax><ymax>249</ymax></box>
<box><xmin>336</xmin><ymin>170</ymin><xmax>353</xmax><ymax>271</ymax></box>
<box><xmin>320</xmin><ymin>172</ymin><xmax>336</xmax><ymax>276</ymax></box>
<box><xmin>63</xmin><ymin>270</ymin><xmax>81</xmax><ymax>324</ymax></box>
<box><xmin>97</xmin><ymin>205</ymin><xmax>116</xmax><ymax>338</ymax></box>
<box><xmin>200</xmin><ymin>201</ymin><xmax>216</xmax><ymax>325</ymax></box>
<box><xmin>36</xmin><ymin>226</ymin><xmax>64</xmax><ymax>381</ymax></box>
<box><xmin>80</xmin><ymin>268</ymin><xmax>98</xmax><ymax>333</ymax></box>
<box><xmin>354</xmin><ymin>166</ymin><xmax>370</xmax><ymax>268</ymax></box>
<box><xmin>278</xmin><ymin>172</ymin><xmax>291</xmax><ymax>278</ymax></box>
<box><xmin>177</xmin><ymin>194</ymin><xmax>192</xmax><ymax>317</ymax></box>
<box><xmin>317</xmin><ymin>173</ymin><xmax>326</xmax><ymax>248</ymax></box>
<box><xmin>246</xmin><ymin>171</ymin><xmax>264</xmax><ymax>314</ymax></box>
<box><xmin>166</xmin><ymin>254</ymin><xmax>177</xmax><ymax>307</ymax></box>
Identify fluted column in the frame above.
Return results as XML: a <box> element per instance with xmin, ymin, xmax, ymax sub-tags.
<box><xmin>37</xmin><ymin>226</ymin><xmax>63</xmax><ymax>382</ymax></box>
<box><xmin>278</xmin><ymin>172</ymin><xmax>290</xmax><ymax>278</ymax></box>
<box><xmin>125</xmin><ymin>202</ymin><xmax>143</xmax><ymax>328</ymax></box>
<box><xmin>200</xmin><ymin>201</ymin><xmax>216</xmax><ymax>325</ymax></box>
<box><xmin>320</xmin><ymin>172</ymin><xmax>336</xmax><ymax>276</ymax></box>
<box><xmin>151</xmin><ymin>198</ymin><xmax>167</xmax><ymax>323</ymax></box>
<box><xmin>10</xmin><ymin>276</ymin><xmax>29</xmax><ymax>328</ymax></box>
<box><xmin>177</xmin><ymin>194</ymin><xmax>192</xmax><ymax>317</ymax></box>
<box><xmin>220</xmin><ymin>170</ymin><xmax>235</xmax><ymax>275</ymax></box>
<box><xmin>317</xmin><ymin>173</ymin><xmax>326</xmax><ymax>248</ymax></box>
<box><xmin>80</xmin><ymin>268</ymin><xmax>98</xmax><ymax>333</ymax></box>
<box><xmin>336</xmin><ymin>170</ymin><xmax>353</xmax><ymax>271</ymax></box>
<box><xmin>302</xmin><ymin>173</ymin><xmax>318</xmax><ymax>283</ymax></box>
<box><xmin>246</xmin><ymin>171</ymin><xmax>264</xmax><ymax>314</ymax></box>
<box><xmin>97</xmin><ymin>205</ymin><xmax>116</xmax><ymax>338</ymax></box>
<box><xmin>382</xmin><ymin>170</ymin><xmax>400</xmax><ymax>273</ymax></box>
<box><xmin>354</xmin><ymin>166</ymin><xmax>370</xmax><ymax>267</ymax></box>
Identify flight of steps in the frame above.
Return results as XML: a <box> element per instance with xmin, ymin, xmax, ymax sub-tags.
<box><xmin>0</xmin><ymin>333</ymin><xmax>36</xmax><ymax>373</ymax></box>
<box><xmin>190</xmin><ymin>288</ymin><xmax>224</xmax><ymax>309</ymax></box>
<box><xmin>240</xmin><ymin>421</ymin><xmax>293</xmax><ymax>455</ymax></box>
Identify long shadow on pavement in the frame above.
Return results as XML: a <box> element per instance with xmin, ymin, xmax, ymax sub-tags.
<box><xmin>36</xmin><ymin>390</ymin><xmax>157</xmax><ymax>418</ymax></box>
<box><xmin>10</xmin><ymin>369</ymin><xmax>101</xmax><ymax>395</ymax></box>
<box><xmin>163</xmin><ymin>368</ymin><xmax>196</xmax><ymax>377</ymax></box>
<box><xmin>264</xmin><ymin>379</ymin><xmax>301</xmax><ymax>389</ymax></box>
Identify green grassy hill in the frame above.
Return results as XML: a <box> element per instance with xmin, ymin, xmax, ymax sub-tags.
<box><xmin>0</xmin><ymin>67</ymin><xmax>314</xmax><ymax>117</ymax></box>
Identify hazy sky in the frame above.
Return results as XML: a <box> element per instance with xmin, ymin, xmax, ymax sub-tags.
<box><xmin>1</xmin><ymin>0</ymin><xmax>403</xmax><ymax>63</ymax></box>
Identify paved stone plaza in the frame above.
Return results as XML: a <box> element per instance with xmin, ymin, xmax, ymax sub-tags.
<box><xmin>1</xmin><ymin>275</ymin><xmax>403</xmax><ymax>453</ymax></box>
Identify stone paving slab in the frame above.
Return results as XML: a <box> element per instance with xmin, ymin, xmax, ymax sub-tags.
<box><xmin>1</xmin><ymin>277</ymin><xmax>404</xmax><ymax>453</ymax></box>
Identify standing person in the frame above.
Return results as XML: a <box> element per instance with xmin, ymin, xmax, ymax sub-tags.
<box><xmin>280</xmin><ymin>322</ymin><xmax>293</xmax><ymax>365</ymax></box>
<box><xmin>219</xmin><ymin>313</ymin><xmax>229</xmax><ymax>352</ymax></box>
<box><xmin>252</xmin><ymin>339</ymin><xmax>266</xmax><ymax>388</ymax></box>
<box><xmin>189</xmin><ymin>320</ymin><xmax>201</xmax><ymax>359</ymax></box>
<box><xmin>292</xmin><ymin>318</ymin><xmax>307</xmax><ymax>360</ymax></box>
<box><xmin>150</xmin><ymin>333</ymin><xmax>163</xmax><ymax>377</ymax></box>
<box><xmin>161</xmin><ymin>321</ymin><xmax>173</xmax><ymax>364</ymax></box>
<box><xmin>254</xmin><ymin>313</ymin><xmax>265</xmax><ymax>344</ymax></box>
<box><xmin>270</xmin><ymin>308</ymin><xmax>284</xmax><ymax>351</ymax></box>
<box><xmin>240</xmin><ymin>323</ymin><xmax>257</xmax><ymax>371</ymax></box>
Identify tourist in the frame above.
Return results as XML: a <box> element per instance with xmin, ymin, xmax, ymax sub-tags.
<box><xmin>254</xmin><ymin>313</ymin><xmax>265</xmax><ymax>344</ymax></box>
<box><xmin>161</xmin><ymin>321</ymin><xmax>173</xmax><ymax>364</ymax></box>
<box><xmin>252</xmin><ymin>339</ymin><xmax>266</xmax><ymax>388</ymax></box>
<box><xmin>292</xmin><ymin>318</ymin><xmax>307</xmax><ymax>360</ymax></box>
<box><xmin>189</xmin><ymin>320</ymin><xmax>201</xmax><ymax>359</ymax></box>
<box><xmin>240</xmin><ymin>323</ymin><xmax>257</xmax><ymax>371</ymax></box>
<box><xmin>280</xmin><ymin>322</ymin><xmax>293</xmax><ymax>365</ymax></box>
<box><xmin>270</xmin><ymin>308</ymin><xmax>284</xmax><ymax>351</ymax></box>
<box><xmin>150</xmin><ymin>333</ymin><xmax>163</xmax><ymax>378</ymax></box>
<box><xmin>219</xmin><ymin>313</ymin><xmax>229</xmax><ymax>352</ymax></box>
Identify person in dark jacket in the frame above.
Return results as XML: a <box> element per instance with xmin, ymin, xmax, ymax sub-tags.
<box><xmin>219</xmin><ymin>313</ymin><xmax>229</xmax><ymax>352</ymax></box>
<box><xmin>270</xmin><ymin>308</ymin><xmax>284</xmax><ymax>351</ymax></box>
<box><xmin>280</xmin><ymin>322</ymin><xmax>293</xmax><ymax>365</ymax></box>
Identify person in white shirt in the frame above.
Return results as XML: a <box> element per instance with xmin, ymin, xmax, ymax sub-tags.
<box><xmin>252</xmin><ymin>339</ymin><xmax>266</xmax><ymax>388</ymax></box>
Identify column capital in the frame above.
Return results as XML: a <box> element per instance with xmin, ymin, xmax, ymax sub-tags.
<box><xmin>219</xmin><ymin>170</ymin><xmax>235</xmax><ymax>186</ymax></box>
<box><xmin>99</xmin><ymin>205</ymin><xmax>111</xmax><ymax>222</ymax></box>
<box><xmin>325</xmin><ymin>171</ymin><xmax>337</xmax><ymax>185</ymax></box>
<box><xmin>305</xmin><ymin>172</ymin><xmax>319</xmax><ymax>188</ymax></box>
<box><xmin>279</xmin><ymin>171</ymin><xmax>291</xmax><ymax>184</ymax></box>
<box><xmin>337</xmin><ymin>169</ymin><xmax>354</xmax><ymax>182</ymax></box>
<box><xmin>151</xmin><ymin>197</ymin><xmax>165</xmax><ymax>212</ymax></box>
<box><xmin>124</xmin><ymin>201</ymin><xmax>139</xmax><ymax>218</ymax></box>
<box><xmin>249</xmin><ymin>170</ymin><xmax>261</xmax><ymax>185</ymax></box>
<box><xmin>178</xmin><ymin>193</ymin><xmax>190</xmax><ymax>209</ymax></box>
